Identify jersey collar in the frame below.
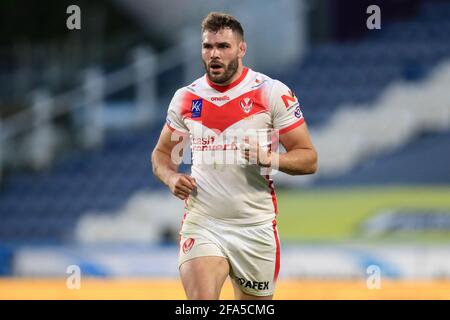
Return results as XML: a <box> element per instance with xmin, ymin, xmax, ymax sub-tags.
<box><xmin>206</xmin><ymin>67</ymin><xmax>249</xmax><ymax>93</ymax></box>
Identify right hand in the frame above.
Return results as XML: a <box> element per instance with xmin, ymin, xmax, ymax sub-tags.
<box><xmin>167</xmin><ymin>174</ymin><xmax>197</xmax><ymax>200</ymax></box>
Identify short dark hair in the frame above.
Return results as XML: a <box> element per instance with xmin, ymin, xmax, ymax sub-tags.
<box><xmin>201</xmin><ymin>12</ymin><xmax>244</xmax><ymax>40</ymax></box>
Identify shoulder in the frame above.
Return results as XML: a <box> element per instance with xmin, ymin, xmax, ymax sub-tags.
<box><xmin>247</xmin><ymin>70</ymin><xmax>274</xmax><ymax>88</ymax></box>
<box><xmin>184</xmin><ymin>74</ymin><xmax>208</xmax><ymax>95</ymax></box>
<box><xmin>172</xmin><ymin>74</ymin><xmax>207</xmax><ymax>98</ymax></box>
<box><xmin>169</xmin><ymin>78</ymin><xmax>203</xmax><ymax>106</ymax></box>
<box><xmin>250</xmin><ymin>73</ymin><xmax>294</xmax><ymax>110</ymax></box>
<box><xmin>248</xmin><ymin>70</ymin><xmax>292</xmax><ymax>96</ymax></box>
<box><xmin>270</xmin><ymin>79</ymin><xmax>292</xmax><ymax>97</ymax></box>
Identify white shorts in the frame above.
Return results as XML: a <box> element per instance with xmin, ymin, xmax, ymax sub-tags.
<box><xmin>178</xmin><ymin>212</ymin><xmax>280</xmax><ymax>297</ymax></box>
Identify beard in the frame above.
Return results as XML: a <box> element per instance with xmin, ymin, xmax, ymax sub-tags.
<box><xmin>203</xmin><ymin>57</ymin><xmax>239</xmax><ymax>84</ymax></box>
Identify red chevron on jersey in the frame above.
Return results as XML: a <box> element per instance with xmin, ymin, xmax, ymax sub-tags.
<box><xmin>180</xmin><ymin>88</ymin><xmax>268</xmax><ymax>133</ymax></box>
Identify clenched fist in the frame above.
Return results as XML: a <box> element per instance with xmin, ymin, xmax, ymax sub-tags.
<box><xmin>240</xmin><ymin>139</ymin><xmax>272</xmax><ymax>168</ymax></box>
<box><xmin>168</xmin><ymin>173</ymin><xmax>197</xmax><ymax>200</ymax></box>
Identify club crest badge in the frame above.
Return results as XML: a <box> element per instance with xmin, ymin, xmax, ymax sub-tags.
<box><xmin>183</xmin><ymin>238</ymin><xmax>195</xmax><ymax>254</ymax></box>
<box><xmin>240</xmin><ymin>97</ymin><xmax>254</xmax><ymax>114</ymax></box>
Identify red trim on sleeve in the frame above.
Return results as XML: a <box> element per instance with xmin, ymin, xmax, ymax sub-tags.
<box><xmin>206</xmin><ymin>67</ymin><xmax>249</xmax><ymax>93</ymax></box>
<box><xmin>278</xmin><ymin>118</ymin><xmax>305</xmax><ymax>135</ymax></box>
<box><xmin>166</xmin><ymin>122</ymin><xmax>176</xmax><ymax>132</ymax></box>
<box><xmin>165</xmin><ymin>123</ymin><xmax>188</xmax><ymax>136</ymax></box>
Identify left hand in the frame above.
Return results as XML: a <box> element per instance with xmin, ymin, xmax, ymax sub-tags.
<box><xmin>240</xmin><ymin>138</ymin><xmax>272</xmax><ymax>167</ymax></box>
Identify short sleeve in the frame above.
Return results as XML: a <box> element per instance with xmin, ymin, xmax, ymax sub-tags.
<box><xmin>270</xmin><ymin>80</ymin><xmax>305</xmax><ymax>134</ymax></box>
<box><xmin>166</xmin><ymin>89</ymin><xmax>189</xmax><ymax>135</ymax></box>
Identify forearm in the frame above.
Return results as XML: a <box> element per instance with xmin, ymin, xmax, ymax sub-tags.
<box><xmin>151</xmin><ymin>149</ymin><xmax>178</xmax><ymax>186</ymax></box>
<box><xmin>273</xmin><ymin>148</ymin><xmax>317</xmax><ymax>175</ymax></box>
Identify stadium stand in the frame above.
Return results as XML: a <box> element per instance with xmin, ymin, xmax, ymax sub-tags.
<box><xmin>277</xmin><ymin>0</ymin><xmax>450</xmax><ymax>126</ymax></box>
<box><xmin>0</xmin><ymin>0</ymin><xmax>449</xmax><ymax>251</ymax></box>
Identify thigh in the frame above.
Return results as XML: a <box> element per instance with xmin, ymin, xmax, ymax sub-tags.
<box><xmin>178</xmin><ymin>219</ymin><xmax>230</xmax><ymax>300</ymax></box>
<box><xmin>180</xmin><ymin>256</ymin><xmax>230</xmax><ymax>300</ymax></box>
<box><xmin>231</xmin><ymin>279</ymin><xmax>273</xmax><ymax>300</ymax></box>
<box><xmin>226</xmin><ymin>221</ymin><xmax>280</xmax><ymax>299</ymax></box>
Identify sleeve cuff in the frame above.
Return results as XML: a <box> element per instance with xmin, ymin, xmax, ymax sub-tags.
<box><xmin>278</xmin><ymin>118</ymin><xmax>305</xmax><ymax>135</ymax></box>
<box><xmin>165</xmin><ymin>122</ymin><xmax>188</xmax><ymax>136</ymax></box>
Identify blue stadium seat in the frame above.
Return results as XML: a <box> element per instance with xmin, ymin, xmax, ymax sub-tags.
<box><xmin>1</xmin><ymin>0</ymin><xmax>450</xmax><ymax>244</ymax></box>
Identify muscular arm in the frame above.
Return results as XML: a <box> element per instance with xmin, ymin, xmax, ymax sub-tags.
<box><xmin>276</xmin><ymin>122</ymin><xmax>318</xmax><ymax>175</ymax></box>
<box><xmin>151</xmin><ymin>125</ymin><xmax>196</xmax><ymax>200</ymax></box>
<box><xmin>243</xmin><ymin>122</ymin><xmax>318</xmax><ymax>175</ymax></box>
<box><xmin>152</xmin><ymin>125</ymin><xmax>179</xmax><ymax>185</ymax></box>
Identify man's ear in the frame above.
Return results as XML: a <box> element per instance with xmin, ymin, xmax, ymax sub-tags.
<box><xmin>238</xmin><ymin>41</ymin><xmax>247</xmax><ymax>59</ymax></box>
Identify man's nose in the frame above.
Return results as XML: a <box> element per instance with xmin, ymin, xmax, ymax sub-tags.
<box><xmin>211</xmin><ymin>47</ymin><xmax>220</xmax><ymax>59</ymax></box>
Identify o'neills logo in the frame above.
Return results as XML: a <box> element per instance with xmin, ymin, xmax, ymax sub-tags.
<box><xmin>183</xmin><ymin>238</ymin><xmax>195</xmax><ymax>254</ymax></box>
<box><xmin>211</xmin><ymin>96</ymin><xmax>230</xmax><ymax>101</ymax></box>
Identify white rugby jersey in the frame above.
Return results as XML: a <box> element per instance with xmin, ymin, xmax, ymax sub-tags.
<box><xmin>166</xmin><ymin>67</ymin><xmax>304</xmax><ymax>225</ymax></box>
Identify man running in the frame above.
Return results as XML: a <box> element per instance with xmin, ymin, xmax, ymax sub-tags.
<box><xmin>152</xmin><ymin>12</ymin><xmax>317</xmax><ymax>300</ymax></box>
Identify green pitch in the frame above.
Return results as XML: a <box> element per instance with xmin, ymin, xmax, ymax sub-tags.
<box><xmin>276</xmin><ymin>185</ymin><xmax>450</xmax><ymax>244</ymax></box>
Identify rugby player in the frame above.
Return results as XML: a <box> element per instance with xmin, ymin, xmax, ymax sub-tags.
<box><xmin>152</xmin><ymin>12</ymin><xmax>317</xmax><ymax>300</ymax></box>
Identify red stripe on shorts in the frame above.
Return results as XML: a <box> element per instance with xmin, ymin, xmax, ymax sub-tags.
<box><xmin>266</xmin><ymin>175</ymin><xmax>278</xmax><ymax>215</ymax></box>
<box><xmin>272</xmin><ymin>220</ymin><xmax>280</xmax><ymax>282</ymax></box>
<box><xmin>178</xmin><ymin>211</ymin><xmax>188</xmax><ymax>254</ymax></box>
